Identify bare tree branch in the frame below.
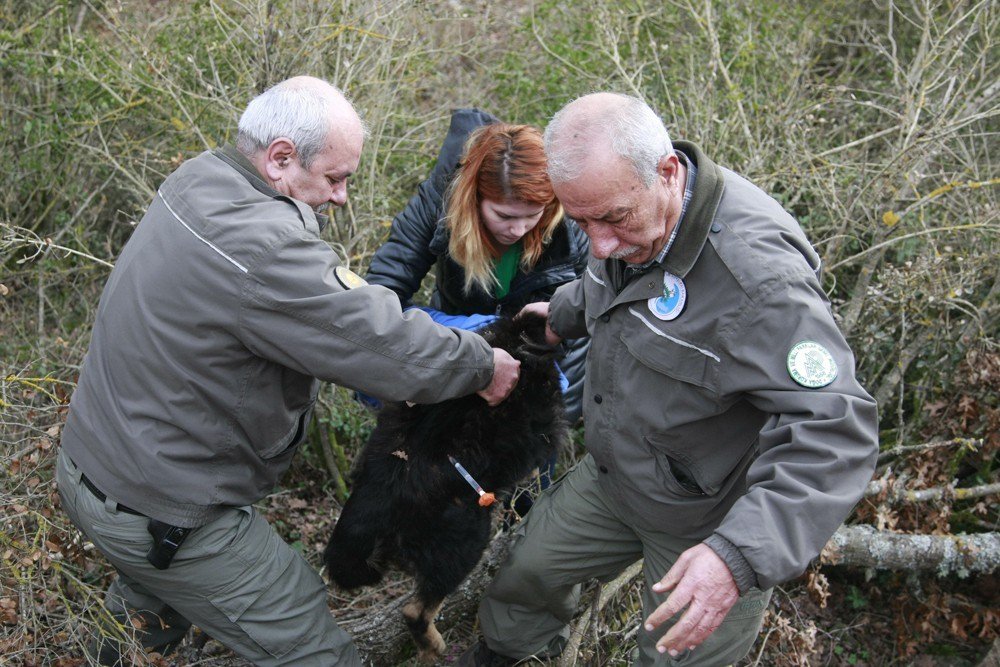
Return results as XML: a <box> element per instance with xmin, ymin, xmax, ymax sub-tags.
<box><xmin>560</xmin><ymin>560</ymin><xmax>644</xmax><ymax>667</ymax></box>
<box><xmin>865</xmin><ymin>479</ymin><xmax>1000</xmax><ymax>504</ymax></box>
<box><xmin>877</xmin><ymin>437</ymin><xmax>984</xmax><ymax>464</ymax></box>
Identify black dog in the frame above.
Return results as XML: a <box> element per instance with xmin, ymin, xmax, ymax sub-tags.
<box><xmin>324</xmin><ymin>313</ymin><xmax>567</xmax><ymax>662</ymax></box>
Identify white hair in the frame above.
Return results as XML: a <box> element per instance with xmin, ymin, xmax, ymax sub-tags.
<box><xmin>545</xmin><ymin>93</ymin><xmax>672</xmax><ymax>187</ymax></box>
<box><xmin>236</xmin><ymin>78</ymin><xmax>361</xmax><ymax>169</ymax></box>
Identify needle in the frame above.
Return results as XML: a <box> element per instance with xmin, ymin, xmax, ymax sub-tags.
<box><xmin>448</xmin><ymin>455</ymin><xmax>496</xmax><ymax>507</ymax></box>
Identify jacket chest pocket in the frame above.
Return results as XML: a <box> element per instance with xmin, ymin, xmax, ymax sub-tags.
<box><xmin>620</xmin><ymin>306</ymin><xmax>720</xmax><ymax>391</ymax></box>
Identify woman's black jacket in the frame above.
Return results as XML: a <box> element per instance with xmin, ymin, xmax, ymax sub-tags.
<box><xmin>366</xmin><ymin>108</ymin><xmax>590</xmax><ymax>421</ymax></box>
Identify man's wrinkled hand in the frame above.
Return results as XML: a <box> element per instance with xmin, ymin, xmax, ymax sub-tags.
<box><xmin>476</xmin><ymin>348</ymin><xmax>520</xmax><ymax>406</ymax></box>
<box><xmin>516</xmin><ymin>302</ymin><xmax>562</xmax><ymax>346</ymax></box>
<box><xmin>643</xmin><ymin>544</ymin><xmax>739</xmax><ymax>657</ymax></box>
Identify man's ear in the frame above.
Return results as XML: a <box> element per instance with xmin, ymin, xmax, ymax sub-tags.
<box><xmin>262</xmin><ymin>138</ymin><xmax>297</xmax><ymax>181</ymax></box>
<box><xmin>657</xmin><ymin>153</ymin><xmax>680</xmax><ymax>186</ymax></box>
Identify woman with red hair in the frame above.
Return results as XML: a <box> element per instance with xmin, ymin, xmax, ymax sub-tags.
<box><xmin>366</xmin><ymin>109</ymin><xmax>589</xmax><ymax>424</ymax></box>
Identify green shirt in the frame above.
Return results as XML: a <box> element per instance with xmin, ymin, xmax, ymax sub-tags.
<box><xmin>493</xmin><ymin>242</ymin><xmax>523</xmax><ymax>299</ymax></box>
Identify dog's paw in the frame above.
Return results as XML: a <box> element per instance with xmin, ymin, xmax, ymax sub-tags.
<box><xmin>415</xmin><ymin>633</ymin><xmax>446</xmax><ymax>665</ymax></box>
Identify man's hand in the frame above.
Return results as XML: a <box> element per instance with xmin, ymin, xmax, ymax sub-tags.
<box><xmin>644</xmin><ymin>544</ymin><xmax>739</xmax><ymax>657</ymax></box>
<box><xmin>516</xmin><ymin>302</ymin><xmax>562</xmax><ymax>346</ymax></box>
<box><xmin>476</xmin><ymin>348</ymin><xmax>520</xmax><ymax>406</ymax></box>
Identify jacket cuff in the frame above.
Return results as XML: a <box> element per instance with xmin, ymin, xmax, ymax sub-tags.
<box><xmin>703</xmin><ymin>533</ymin><xmax>759</xmax><ymax>595</ymax></box>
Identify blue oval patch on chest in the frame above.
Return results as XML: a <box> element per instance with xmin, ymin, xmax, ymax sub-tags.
<box><xmin>647</xmin><ymin>272</ymin><xmax>686</xmax><ymax>321</ymax></box>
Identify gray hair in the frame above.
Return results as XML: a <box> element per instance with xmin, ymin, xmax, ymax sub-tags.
<box><xmin>545</xmin><ymin>93</ymin><xmax>672</xmax><ymax>187</ymax></box>
<box><xmin>236</xmin><ymin>78</ymin><xmax>357</xmax><ymax>169</ymax></box>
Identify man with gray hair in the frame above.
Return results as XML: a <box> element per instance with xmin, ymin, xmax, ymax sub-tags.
<box><xmin>58</xmin><ymin>75</ymin><xmax>520</xmax><ymax>665</ymax></box>
<box><xmin>460</xmin><ymin>92</ymin><xmax>878</xmax><ymax>665</ymax></box>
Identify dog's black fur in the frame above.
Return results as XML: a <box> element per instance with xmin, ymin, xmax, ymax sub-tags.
<box><xmin>324</xmin><ymin>313</ymin><xmax>567</xmax><ymax>662</ymax></box>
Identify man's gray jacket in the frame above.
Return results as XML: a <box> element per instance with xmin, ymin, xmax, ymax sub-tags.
<box><xmin>62</xmin><ymin>147</ymin><xmax>494</xmax><ymax>528</ymax></box>
<box><xmin>547</xmin><ymin>142</ymin><xmax>878</xmax><ymax>591</ymax></box>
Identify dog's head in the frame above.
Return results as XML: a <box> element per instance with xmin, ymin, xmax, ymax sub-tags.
<box><xmin>479</xmin><ymin>313</ymin><xmax>561</xmax><ymax>368</ymax></box>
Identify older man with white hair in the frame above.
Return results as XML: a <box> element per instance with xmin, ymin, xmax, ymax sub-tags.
<box><xmin>460</xmin><ymin>92</ymin><xmax>878</xmax><ymax>666</ymax></box>
<box><xmin>58</xmin><ymin>76</ymin><xmax>520</xmax><ymax>666</ymax></box>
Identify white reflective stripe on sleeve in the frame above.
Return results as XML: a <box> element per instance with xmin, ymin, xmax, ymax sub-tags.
<box><xmin>586</xmin><ymin>266</ymin><xmax>606</xmax><ymax>286</ymax></box>
<box><xmin>157</xmin><ymin>190</ymin><xmax>248</xmax><ymax>273</ymax></box>
<box><xmin>627</xmin><ymin>306</ymin><xmax>720</xmax><ymax>362</ymax></box>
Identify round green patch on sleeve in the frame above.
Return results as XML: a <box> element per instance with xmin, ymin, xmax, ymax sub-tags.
<box><xmin>787</xmin><ymin>340</ymin><xmax>838</xmax><ymax>388</ymax></box>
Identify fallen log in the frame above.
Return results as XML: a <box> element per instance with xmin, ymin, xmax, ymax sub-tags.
<box><xmin>822</xmin><ymin>525</ymin><xmax>1000</xmax><ymax>576</ymax></box>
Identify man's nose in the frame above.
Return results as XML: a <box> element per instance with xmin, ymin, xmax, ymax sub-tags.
<box><xmin>330</xmin><ymin>182</ymin><xmax>348</xmax><ymax>208</ymax></box>
<box><xmin>588</xmin><ymin>228</ymin><xmax>619</xmax><ymax>259</ymax></box>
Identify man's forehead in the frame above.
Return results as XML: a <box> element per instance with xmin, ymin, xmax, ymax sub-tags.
<box><xmin>316</xmin><ymin>127</ymin><xmax>362</xmax><ymax>169</ymax></box>
<box><xmin>328</xmin><ymin>119</ymin><xmax>364</xmax><ymax>149</ymax></box>
<box><xmin>558</xmin><ymin>181</ymin><xmax>632</xmax><ymax>219</ymax></box>
<box><xmin>555</xmin><ymin>158</ymin><xmax>639</xmax><ymax>209</ymax></box>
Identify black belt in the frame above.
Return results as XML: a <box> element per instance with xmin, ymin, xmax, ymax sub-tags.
<box><xmin>79</xmin><ymin>472</ymin><xmax>145</xmax><ymax>516</ymax></box>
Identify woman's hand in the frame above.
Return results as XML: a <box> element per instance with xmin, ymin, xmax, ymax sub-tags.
<box><xmin>516</xmin><ymin>302</ymin><xmax>562</xmax><ymax>346</ymax></box>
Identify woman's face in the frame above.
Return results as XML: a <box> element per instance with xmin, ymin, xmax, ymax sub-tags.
<box><xmin>479</xmin><ymin>198</ymin><xmax>546</xmax><ymax>248</ymax></box>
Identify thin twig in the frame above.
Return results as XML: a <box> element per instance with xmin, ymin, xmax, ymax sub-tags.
<box><xmin>865</xmin><ymin>479</ymin><xmax>1000</xmax><ymax>504</ymax></box>
<box><xmin>877</xmin><ymin>437</ymin><xmax>983</xmax><ymax>463</ymax></box>
<box><xmin>559</xmin><ymin>560</ymin><xmax>644</xmax><ymax>667</ymax></box>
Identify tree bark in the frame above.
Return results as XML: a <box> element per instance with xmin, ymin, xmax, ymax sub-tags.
<box><xmin>823</xmin><ymin>525</ymin><xmax>1000</xmax><ymax>576</ymax></box>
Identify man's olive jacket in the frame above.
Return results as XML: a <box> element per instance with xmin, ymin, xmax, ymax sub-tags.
<box><xmin>547</xmin><ymin>143</ymin><xmax>878</xmax><ymax>591</ymax></box>
<box><xmin>62</xmin><ymin>147</ymin><xmax>493</xmax><ymax>528</ymax></box>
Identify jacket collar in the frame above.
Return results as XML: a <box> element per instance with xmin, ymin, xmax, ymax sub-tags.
<box><xmin>213</xmin><ymin>145</ymin><xmax>330</xmax><ymax>232</ymax></box>
<box><xmin>660</xmin><ymin>141</ymin><xmax>725</xmax><ymax>279</ymax></box>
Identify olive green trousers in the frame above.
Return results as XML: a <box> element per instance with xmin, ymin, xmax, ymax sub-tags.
<box><xmin>57</xmin><ymin>449</ymin><xmax>360</xmax><ymax>666</ymax></box>
<box><xmin>479</xmin><ymin>455</ymin><xmax>771</xmax><ymax>666</ymax></box>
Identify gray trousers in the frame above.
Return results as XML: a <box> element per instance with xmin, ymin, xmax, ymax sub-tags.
<box><xmin>56</xmin><ymin>449</ymin><xmax>360</xmax><ymax>666</ymax></box>
<box><xmin>479</xmin><ymin>455</ymin><xmax>771</xmax><ymax>666</ymax></box>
